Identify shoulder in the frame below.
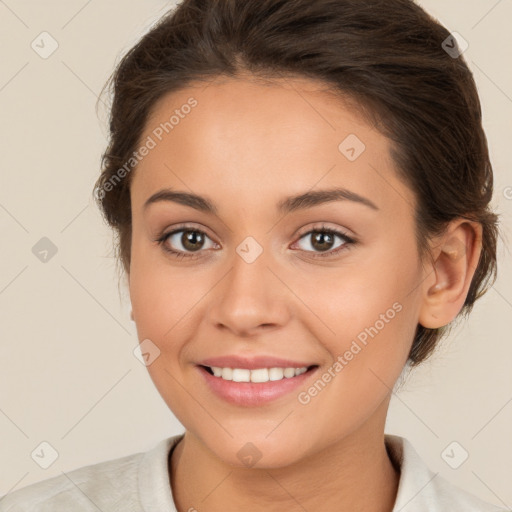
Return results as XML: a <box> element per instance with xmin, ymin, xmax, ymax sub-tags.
<box><xmin>0</xmin><ymin>452</ymin><xmax>143</xmax><ymax>512</ymax></box>
<box><xmin>386</xmin><ymin>435</ymin><xmax>509</xmax><ymax>512</ymax></box>
<box><xmin>0</xmin><ymin>436</ymin><xmax>182</xmax><ymax>512</ymax></box>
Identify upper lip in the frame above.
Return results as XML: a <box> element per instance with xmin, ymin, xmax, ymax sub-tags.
<box><xmin>199</xmin><ymin>355</ymin><xmax>315</xmax><ymax>370</ymax></box>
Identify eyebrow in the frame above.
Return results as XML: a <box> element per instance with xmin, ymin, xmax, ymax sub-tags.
<box><xmin>143</xmin><ymin>187</ymin><xmax>379</xmax><ymax>214</ymax></box>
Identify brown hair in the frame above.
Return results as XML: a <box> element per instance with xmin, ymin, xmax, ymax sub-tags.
<box><xmin>93</xmin><ymin>0</ymin><xmax>499</xmax><ymax>365</ymax></box>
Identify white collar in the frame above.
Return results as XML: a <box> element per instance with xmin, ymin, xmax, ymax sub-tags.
<box><xmin>137</xmin><ymin>433</ymin><xmax>504</xmax><ymax>512</ymax></box>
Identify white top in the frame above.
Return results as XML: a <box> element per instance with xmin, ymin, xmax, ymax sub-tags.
<box><xmin>0</xmin><ymin>434</ymin><xmax>507</xmax><ymax>511</ymax></box>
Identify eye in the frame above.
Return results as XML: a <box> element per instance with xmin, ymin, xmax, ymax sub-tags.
<box><xmin>155</xmin><ymin>224</ymin><xmax>218</xmax><ymax>259</ymax></box>
<box><xmin>154</xmin><ymin>223</ymin><xmax>356</xmax><ymax>261</ymax></box>
<box><xmin>292</xmin><ymin>224</ymin><xmax>356</xmax><ymax>259</ymax></box>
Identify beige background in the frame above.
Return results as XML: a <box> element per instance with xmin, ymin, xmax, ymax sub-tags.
<box><xmin>0</xmin><ymin>0</ymin><xmax>511</xmax><ymax>507</ymax></box>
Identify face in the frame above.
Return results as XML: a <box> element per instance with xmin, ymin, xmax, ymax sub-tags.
<box><xmin>129</xmin><ymin>75</ymin><xmax>426</xmax><ymax>467</ymax></box>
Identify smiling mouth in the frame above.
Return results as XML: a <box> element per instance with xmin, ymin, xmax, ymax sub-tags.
<box><xmin>200</xmin><ymin>365</ymin><xmax>318</xmax><ymax>383</ymax></box>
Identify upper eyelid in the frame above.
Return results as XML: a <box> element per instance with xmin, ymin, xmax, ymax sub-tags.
<box><xmin>163</xmin><ymin>223</ymin><xmax>350</xmax><ymax>237</ymax></box>
<box><xmin>161</xmin><ymin>223</ymin><xmax>215</xmax><ymax>239</ymax></box>
<box><xmin>295</xmin><ymin>224</ymin><xmax>353</xmax><ymax>239</ymax></box>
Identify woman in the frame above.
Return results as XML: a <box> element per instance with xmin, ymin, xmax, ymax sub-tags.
<box><xmin>1</xmin><ymin>0</ymin><xmax>504</xmax><ymax>510</ymax></box>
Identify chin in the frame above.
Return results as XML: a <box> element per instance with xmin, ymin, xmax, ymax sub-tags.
<box><xmin>195</xmin><ymin>425</ymin><xmax>314</xmax><ymax>470</ymax></box>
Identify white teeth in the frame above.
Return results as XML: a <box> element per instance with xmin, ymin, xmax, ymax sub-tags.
<box><xmin>209</xmin><ymin>366</ymin><xmax>308</xmax><ymax>382</ymax></box>
<box><xmin>268</xmin><ymin>367</ymin><xmax>284</xmax><ymax>381</ymax></box>
<box><xmin>221</xmin><ymin>367</ymin><xmax>233</xmax><ymax>381</ymax></box>
<box><xmin>250</xmin><ymin>368</ymin><xmax>269</xmax><ymax>383</ymax></box>
<box><xmin>232</xmin><ymin>369</ymin><xmax>251</xmax><ymax>382</ymax></box>
<box><xmin>283</xmin><ymin>367</ymin><xmax>295</xmax><ymax>378</ymax></box>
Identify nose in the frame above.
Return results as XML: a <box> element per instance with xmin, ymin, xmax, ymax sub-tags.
<box><xmin>208</xmin><ymin>248</ymin><xmax>292</xmax><ymax>338</ymax></box>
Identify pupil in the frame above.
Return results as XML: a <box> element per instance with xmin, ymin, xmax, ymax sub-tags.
<box><xmin>313</xmin><ymin>232</ymin><xmax>333</xmax><ymax>251</ymax></box>
<box><xmin>183</xmin><ymin>231</ymin><xmax>203</xmax><ymax>251</ymax></box>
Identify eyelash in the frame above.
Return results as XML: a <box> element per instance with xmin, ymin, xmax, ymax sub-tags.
<box><xmin>154</xmin><ymin>223</ymin><xmax>356</xmax><ymax>261</ymax></box>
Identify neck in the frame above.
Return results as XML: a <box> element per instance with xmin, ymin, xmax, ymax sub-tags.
<box><xmin>170</xmin><ymin>407</ymin><xmax>399</xmax><ymax>512</ymax></box>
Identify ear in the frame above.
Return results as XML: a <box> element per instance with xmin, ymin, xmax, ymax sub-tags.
<box><xmin>418</xmin><ymin>219</ymin><xmax>483</xmax><ymax>329</ymax></box>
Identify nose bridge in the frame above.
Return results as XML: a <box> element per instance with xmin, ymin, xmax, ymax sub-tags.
<box><xmin>209</xmin><ymin>239</ymin><xmax>290</xmax><ymax>335</ymax></box>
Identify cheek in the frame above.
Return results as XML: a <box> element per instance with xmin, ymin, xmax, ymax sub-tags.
<box><xmin>308</xmin><ymin>239</ymin><xmax>421</xmax><ymax>369</ymax></box>
<box><xmin>291</xmin><ymin>262</ymin><xmax>419</xmax><ymax>434</ymax></box>
<box><xmin>129</xmin><ymin>243</ymin><xmax>217</xmax><ymax>398</ymax></box>
<box><xmin>129</xmin><ymin>235</ymin><xmax>197</xmax><ymax>338</ymax></box>
<box><xmin>128</xmin><ymin>250</ymin><xmax>197</xmax><ymax>412</ymax></box>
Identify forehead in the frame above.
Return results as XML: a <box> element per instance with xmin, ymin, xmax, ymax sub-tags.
<box><xmin>130</xmin><ymin>76</ymin><xmax>414</xmax><ymax>218</ymax></box>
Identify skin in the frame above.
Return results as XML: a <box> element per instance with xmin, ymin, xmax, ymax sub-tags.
<box><xmin>128</xmin><ymin>75</ymin><xmax>482</xmax><ymax>512</ymax></box>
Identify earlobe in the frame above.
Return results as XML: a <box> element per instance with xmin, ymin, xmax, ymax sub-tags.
<box><xmin>418</xmin><ymin>220</ymin><xmax>482</xmax><ymax>329</ymax></box>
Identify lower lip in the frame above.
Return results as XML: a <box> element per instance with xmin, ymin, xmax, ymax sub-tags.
<box><xmin>197</xmin><ymin>366</ymin><xmax>317</xmax><ymax>407</ymax></box>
